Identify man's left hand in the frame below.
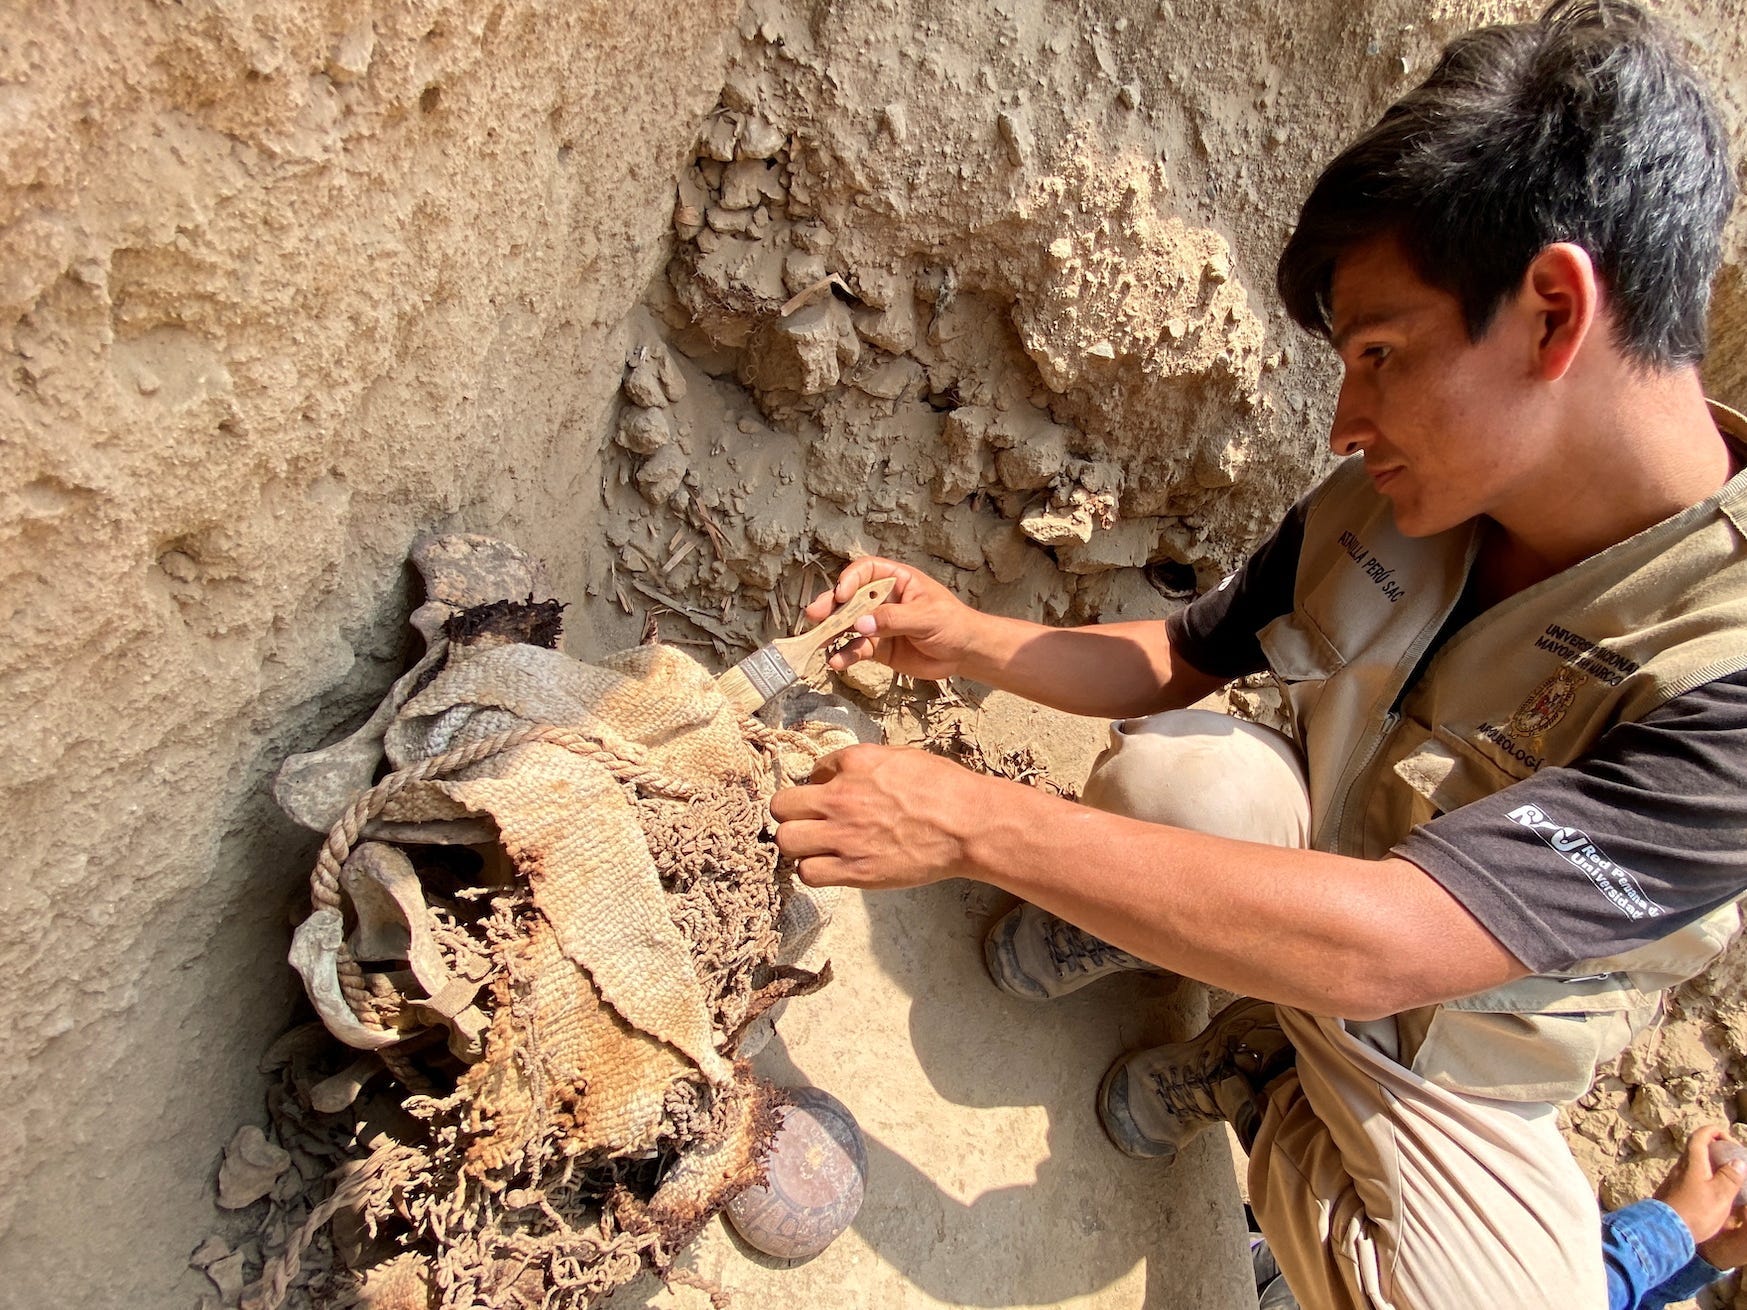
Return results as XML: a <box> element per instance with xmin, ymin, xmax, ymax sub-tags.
<box><xmin>770</xmin><ymin>744</ymin><xmax>982</xmax><ymax>889</ymax></box>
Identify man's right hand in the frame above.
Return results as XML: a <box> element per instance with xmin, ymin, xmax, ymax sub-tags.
<box><xmin>804</xmin><ymin>556</ymin><xmax>981</xmax><ymax>681</ymax></box>
<box><xmin>804</xmin><ymin>553</ymin><xmax>1213</xmax><ymax>720</ymax></box>
<box><xmin>1655</xmin><ymin>1124</ymin><xmax>1747</xmax><ymax>1264</ymax></box>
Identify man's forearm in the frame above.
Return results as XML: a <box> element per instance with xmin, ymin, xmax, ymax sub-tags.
<box><xmin>955</xmin><ymin>613</ymin><xmax>1225</xmax><ymax>718</ymax></box>
<box><xmin>960</xmin><ymin>771</ymin><xmax>1525</xmax><ymax>1017</ymax></box>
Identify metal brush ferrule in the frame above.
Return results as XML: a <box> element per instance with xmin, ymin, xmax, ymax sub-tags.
<box><xmin>739</xmin><ymin>646</ymin><xmax>797</xmax><ymax>703</ymax></box>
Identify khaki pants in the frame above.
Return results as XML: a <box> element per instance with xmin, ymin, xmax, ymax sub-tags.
<box><xmin>1086</xmin><ymin>710</ymin><xmax>1606</xmax><ymax>1310</ymax></box>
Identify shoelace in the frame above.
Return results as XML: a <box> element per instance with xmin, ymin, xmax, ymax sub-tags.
<box><xmin>1144</xmin><ymin>1030</ymin><xmax>1279</xmax><ymax>1119</ymax></box>
<box><xmin>1144</xmin><ymin>1062</ymin><xmax>1226</xmax><ymax>1121</ymax></box>
<box><xmin>1044</xmin><ymin>919</ymin><xmax>1139</xmax><ymax>974</ymax></box>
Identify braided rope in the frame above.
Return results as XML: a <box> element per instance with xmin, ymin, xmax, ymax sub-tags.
<box><xmin>309</xmin><ymin>723</ymin><xmax>701</xmax><ymax>915</ymax></box>
<box><xmin>305</xmin><ymin>723</ymin><xmax>705</xmax><ymax>1038</ymax></box>
<box><xmin>255</xmin><ymin>1148</ymin><xmax>397</xmax><ymax>1310</ymax></box>
<box><xmin>335</xmin><ymin>954</ymin><xmax>374</xmax><ymax>1026</ymax></box>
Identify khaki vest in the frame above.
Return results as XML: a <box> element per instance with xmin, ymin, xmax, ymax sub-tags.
<box><xmin>1259</xmin><ymin>402</ymin><xmax>1747</xmax><ymax>1103</ymax></box>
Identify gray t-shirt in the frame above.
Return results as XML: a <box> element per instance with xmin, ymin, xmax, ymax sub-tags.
<box><xmin>1167</xmin><ymin>502</ymin><xmax>1747</xmax><ymax>974</ymax></box>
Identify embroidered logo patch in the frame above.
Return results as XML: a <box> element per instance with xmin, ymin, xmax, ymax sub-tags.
<box><xmin>1508</xmin><ymin>667</ymin><xmax>1585</xmax><ymax>739</ymax></box>
<box><xmin>1505</xmin><ymin>803</ymin><xmax>1665</xmax><ymax>920</ymax></box>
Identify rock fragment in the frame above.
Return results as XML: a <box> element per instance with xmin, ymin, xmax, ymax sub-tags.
<box><xmin>1057</xmin><ymin>517</ymin><xmax>1161</xmax><ymax>574</ymax></box>
<box><xmin>983</xmin><ymin>521</ymin><xmax>1034</xmax><ymax>584</ymax></box>
<box><xmin>618</xmin><ymin>405</ymin><xmax>673</xmax><ymax>455</ymax></box>
<box><xmin>701</xmin><ymin>115</ymin><xmax>738</xmax><ymax>162</ymax></box>
<box><xmin>742</xmin><ymin>298</ymin><xmax>859</xmax><ymax>395</ymax></box>
<box><xmin>737</xmin><ymin>116</ymin><xmax>787</xmax><ymax>159</ymax></box>
<box><xmin>203</xmin><ymin>1250</ymin><xmax>247</xmax><ymax>1304</ymax></box>
<box><xmin>924</xmin><ymin>502</ymin><xmax>988</xmax><ymax>571</ymax></box>
<box><xmin>674</xmin><ymin>202</ymin><xmax>704</xmax><ymax>241</ymax></box>
<box><xmin>1020</xmin><ymin>480</ymin><xmax>1118</xmax><ymax>547</ymax></box>
<box><xmin>784</xmin><ymin>250</ymin><xmax>829</xmax><ymax>296</ymax></box>
<box><xmin>622</xmin><ymin>355</ymin><xmax>667</xmax><ymax>408</ymax></box>
<box><xmin>707</xmin><ymin>205</ymin><xmax>754</xmax><ymax>235</ymax></box>
<box><xmin>655</xmin><ymin>348</ymin><xmax>687</xmax><ymax>401</ymax></box>
<box><xmin>838</xmin><ymin>659</ymin><xmax>895</xmax><ymax>700</ymax></box>
<box><xmin>636</xmin><ymin>443</ymin><xmax>688</xmax><ymax>506</ymax></box>
<box><xmin>328</xmin><ymin>20</ymin><xmax>374</xmax><ymax>83</ymax></box>
<box><xmin>853</xmin><ymin>297</ymin><xmax>917</xmax><ymax>354</ymax></box>
<box><xmin>853</xmin><ymin>355</ymin><xmax>925</xmax><ymax>401</ymax></box>
<box><xmin>934</xmin><ymin>407</ymin><xmax>996</xmax><ymax>505</ymax></box>
<box><xmin>995</xmin><ymin>427</ymin><xmax>1069</xmax><ymax>491</ymax></box>
<box><xmin>1021</xmin><ymin>499</ymin><xmax>1096</xmax><ymax>546</ymax></box>
<box><xmin>217</xmin><ymin>1126</ymin><xmax>290</xmax><ymax>1209</ymax></box>
<box><xmin>720</xmin><ymin>159</ymin><xmax>786</xmax><ymax>210</ymax></box>
<box><xmin>997</xmin><ymin>109</ymin><xmax>1032</xmax><ymax>167</ymax></box>
<box><xmin>1194</xmin><ymin>433</ymin><xmax>1247</xmax><ymax>488</ymax></box>
<box><xmin>190</xmin><ymin>1236</ymin><xmax>231</xmax><ymax>1270</ymax></box>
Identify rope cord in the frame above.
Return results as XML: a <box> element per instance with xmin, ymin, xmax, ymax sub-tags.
<box><xmin>306</xmin><ymin>723</ymin><xmax>706</xmax><ymax>1035</ymax></box>
<box><xmin>309</xmin><ymin>723</ymin><xmax>703</xmax><ymax>915</ymax></box>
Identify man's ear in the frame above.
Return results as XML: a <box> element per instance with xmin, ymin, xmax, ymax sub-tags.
<box><xmin>1520</xmin><ymin>243</ymin><xmax>1599</xmax><ymax>382</ymax></box>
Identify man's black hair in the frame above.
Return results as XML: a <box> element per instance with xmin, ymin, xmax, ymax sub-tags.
<box><xmin>1276</xmin><ymin>0</ymin><xmax>1736</xmax><ymax>368</ymax></box>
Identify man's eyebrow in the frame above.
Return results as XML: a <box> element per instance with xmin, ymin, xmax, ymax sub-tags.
<box><xmin>1330</xmin><ymin>310</ymin><xmax>1407</xmax><ymax>352</ymax></box>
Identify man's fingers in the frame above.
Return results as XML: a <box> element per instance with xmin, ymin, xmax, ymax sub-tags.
<box><xmin>1692</xmin><ymin>1125</ymin><xmax>1730</xmax><ymax>1175</ymax></box>
<box><xmin>833</xmin><ymin>557</ymin><xmax>881</xmax><ymax>601</ymax></box>
<box><xmin>804</xmin><ymin>589</ymin><xmax>837</xmax><ymax>623</ymax></box>
<box><xmin>835</xmin><ymin>557</ymin><xmax>910</xmax><ymax>603</ymax></box>
<box><xmin>773</xmin><ymin>817</ymin><xmax>836</xmax><ymax>861</ymax></box>
<box><xmin>827</xmin><ymin>635</ymin><xmax>877</xmax><ymax>670</ymax></box>
<box><xmin>807</xmin><ymin>746</ymin><xmax>857</xmax><ymax>783</ymax></box>
<box><xmin>794</xmin><ymin>855</ymin><xmax>853</xmax><ymax>887</ymax></box>
<box><xmin>853</xmin><ymin>600</ymin><xmax>933</xmax><ymax>640</ymax></box>
<box><xmin>769</xmin><ymin>782</ymin><xmax>831</xmax><ymax>823</ymax></box>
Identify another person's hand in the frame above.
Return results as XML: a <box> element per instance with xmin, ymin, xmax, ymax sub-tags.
<box><xmin>1699</xmin><ymin>1207</ymin><xmax>1747</xmax><ymax>1271</ymax></box>
<box><xmin>769</xmin><ymin>743</ymin><xmax>986</xmax><ymax>889</ymax></box>
<box><xmin>804</xmin><ymin>557</ymin><xmax>981</xmax><ymax>681</ymax></box>
<box><xmin>1655</xmin><ymin>1124</ymin><xmax>1747</xmax><ymax>1262</ymax></box>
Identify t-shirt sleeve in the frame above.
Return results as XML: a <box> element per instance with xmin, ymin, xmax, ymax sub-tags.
<box><xmin>1165</xmin><ymin>497</ymin><xmax>1309</xmax><ymax>681</ymax></box>
<box><xmin>1394</xmin><ymin>670</ymin><xmax>1747</xmax><ymax>974</ymax></box>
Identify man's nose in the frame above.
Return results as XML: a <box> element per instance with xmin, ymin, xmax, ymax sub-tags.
<box><xmin>1328</xmin><ymin>377</ymin><xmax>1370</xmax><ymax>457</ymax></box>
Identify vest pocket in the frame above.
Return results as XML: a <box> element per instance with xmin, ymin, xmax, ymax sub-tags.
<box><xmin>1406</xmin><ymin>977</ymin><xmax>1659</xmax><ymax>1104</ymax></box>
<box><xmin>1406</xmin><ymin>728</ymin><xmax>1531</xmax><ymax>809</ymax></box>
<box><xmin>1405</xmin><ymin>1003</ymin><xmax>1655</xmax><ymax>1104</ymax></box>
<box><xmin>1400</xmin><ymin>907</ymin><xmax>1742</xmax><ymax>1103</ymax></box>
<box><xmin>1258</xmin><ymin>610</ymin><xmax>1346</xmax><ymax>748</ymax></box>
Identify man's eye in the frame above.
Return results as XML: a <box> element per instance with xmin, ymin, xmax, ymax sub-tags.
<box><xmin>1362</xmin><ymin>344</ymin><xmax>1392</xmax><ymax>365</ymax></box>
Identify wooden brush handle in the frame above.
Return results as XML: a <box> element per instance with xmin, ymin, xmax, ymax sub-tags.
<box><xmin>773</xmin><ymin>576</ymin><xmax>897</xmax><ymax>673</ymax></box>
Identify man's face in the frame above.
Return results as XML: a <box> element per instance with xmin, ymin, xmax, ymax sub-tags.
<box><xmin>1325</xmin><ymin>234</ymin><xmax>1545</xmax><ymax>537</ymax></box>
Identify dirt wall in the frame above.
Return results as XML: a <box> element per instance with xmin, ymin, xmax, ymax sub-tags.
<box><xmin>0</xmin><ymin>2</ymin><xmax>740</xmax><ymax>1304</ymax></box>
<box><xmin>3</xmin><ymin>1</ymin><xmax>1745</xmax><ymax>1306</ymax></box>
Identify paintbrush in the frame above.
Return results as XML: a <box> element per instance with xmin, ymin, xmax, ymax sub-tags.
<box><xmin>716</xmin><ymin>576</ymin><xmax>897</xmax><ymax>714</ymax></box>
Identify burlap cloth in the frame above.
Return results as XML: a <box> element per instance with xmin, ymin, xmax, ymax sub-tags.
<box><xmin>270</xmin><ymin>632</ymin><xmax>854</xmax><ymax>1309</ymax></box>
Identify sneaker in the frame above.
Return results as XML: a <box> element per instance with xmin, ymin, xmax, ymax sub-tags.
<box><xmin>1097</xmin><ymin>998</ymin><xmax>1294</xmax><ymax>1161</ymax></box>
<box><xmin>982</xmin><ymin>902</ymin><xmax>1161</xmax><ymax>1000</ymax></box>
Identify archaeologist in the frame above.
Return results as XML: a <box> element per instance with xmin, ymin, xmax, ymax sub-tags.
<box><xmin>769</xmin><ymin>2</ymin><xmax>1747</xmax><ymax>1306</ymax></box>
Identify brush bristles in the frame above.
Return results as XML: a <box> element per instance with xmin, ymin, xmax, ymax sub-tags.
<box><xmin>716</xmin><ymin>663</ymin><xmax>770</xmax><ymax>715</ymax></box>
